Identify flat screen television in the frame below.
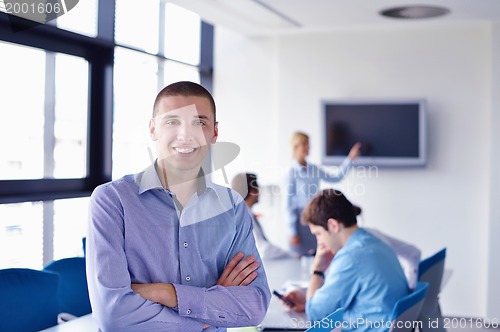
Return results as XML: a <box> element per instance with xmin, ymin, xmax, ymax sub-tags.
<box><xmin>321</xmin><ymin>99</ymin><xmax>427</xmax><ymax>167</ymax></box>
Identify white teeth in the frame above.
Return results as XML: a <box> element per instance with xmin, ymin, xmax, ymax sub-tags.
<box><xmin>174</xmin><ymin>147</ymin><xmax>195</xmax><ymax>154</ymax></box>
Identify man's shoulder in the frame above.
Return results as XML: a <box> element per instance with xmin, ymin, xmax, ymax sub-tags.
<box><xmin>207</xmin><ymin>181</ymin><xmax>244</xmax><ymax>206</ymax></box>
<box><xmin>343</xmin><ymin>229</ymin><xmax>387</xmax><ymax>256</ymax></box>
<box><xmin>91</xmin><ymin>173</ymin><xmax>139</xmax><ymax>198</ymax></box>
<box><xmin>351</xmin><ymin>228</ymin><xmax>400</xmax><ymax>262</ymax></box>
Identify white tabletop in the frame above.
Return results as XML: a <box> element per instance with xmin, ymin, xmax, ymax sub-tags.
<box><xmin>260</xmin><ymin>258</ymin><xmax>309</xmax><ymax>330</ymax></box>
<box><xmin>263</xmin><ymin>257</ymin><xmax>310</xmax><ymax>290</ymax></box>
<box><xmin>40</xmin><ymin>314</ymin><xmax>98</xmax><ymax>331</ymax></box>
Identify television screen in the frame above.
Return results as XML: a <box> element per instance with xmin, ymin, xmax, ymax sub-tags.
<box><xmin>321</xmin><ymin>99</ymin><xmax>427</xmax><ymax>167</ymax></box>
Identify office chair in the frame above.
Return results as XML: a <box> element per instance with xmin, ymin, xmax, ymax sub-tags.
<box><xmin>305</xmin><ymin>307</ymin><xmax>344</xmax><ymax>332</ymax></box>
<box><xmin>0</xmin><ymin>268</ymin><xmax>59</xmax><ymax>331</ymax></box>
<box><xmin>44</xmin><ymin>257</ymin><xmax>92</xmax><ymax>317</ymax></box>
<box><xmin>389</xmin><ymin>281</ymin><xmax>429</xmax><ymax>332</ymax></box>
<box><xmin>417</xmin><ymin>248</ymin><xmax>447</xmax><ymax>332</ymax></box>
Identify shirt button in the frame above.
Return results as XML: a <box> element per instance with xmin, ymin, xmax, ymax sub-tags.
<box><xmin>183</xmin><ymin>242</ymin><xmax>188</xmax><ymax>248</ymax></box>
<box><xmin>185</xmin><ymin>275</ymin><xmax>191</xmax><ymax>281</ymax></box>
<box><xmin>186</xmin><ymin>309</ymin><xmax>191</xmax><ymax>315</ymax></box>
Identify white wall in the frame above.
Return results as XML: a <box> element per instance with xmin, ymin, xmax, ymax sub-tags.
<box><xmin>487</xmin><ymin>21</ymin><xmax>500</xmax><ymax>320</ymax></box>
<box><xmin>214</xmin><ymin>23</ymin><xmax>494</xmax><ymax>317</ymax></box>
<box><xmin>211</xmin><ymin>28</ymin><xmax>279</xmax><ymax>186</ymax></box>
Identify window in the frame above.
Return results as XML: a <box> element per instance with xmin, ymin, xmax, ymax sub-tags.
<box><xmin>0</xmin><ymin>42</ymin><xmax>45</xmax><ymax>180</ymax></box>
<box><xmin>0</xmin><ymin>42</ymin><xmax>89</xmax><ymax>180</ymax></box>
<box><xmin>0</xmin><ymin>197</ymin><xmax>88</xmax><ymax>269</ymax></box>
<box><xmin>54</xmin><ymin>53</ymin><xmax>89</xmax><ymax>178</ymax></box>
<box><xmin>112</xmin><ymin>47</ymin><xmax>158</xmax><ymax>178</ymax></box>
<box><xmin>55</xmin><ymin>0</ymin><xmax>98</xmax><ymax>37</ymax></box>
<box><xmin>115</xmin><ymin>0</ymin><xmax>160</xmax><ymax>54</ymax></box>
<box><xmin>163</xmin><ymin>60</ymin><xmax>200</xmax><ymax>86</ymax></box>
<box><xmin>164</xmin><ymin>3</ymin><xmax>201</xmax><ymax>65</ymax></box>
<box><xmin>53</xmin><ymin>197</ymin><xmax>89</xmax><ymax>260</ymax></box>
<box><xmin>0</xmin><ymin>201</ymin><xmax>43</xmax><ymax>269</ymax></box>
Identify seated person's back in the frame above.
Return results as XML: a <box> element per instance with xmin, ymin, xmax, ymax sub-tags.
<box><xmin>283</xmin><ymin>189</ymin><xmax>409</xmax><ymax>332</ymax></box>
<box><xmin>310</xmin><ymin>228</ymin><xmax>408</xmax><ymax>328</ymax></box>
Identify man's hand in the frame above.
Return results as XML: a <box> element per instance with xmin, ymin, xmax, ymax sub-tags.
<box><xmin>131</xmin><ymin>283</ymin><xmax>178</xmax><ymax>308</ymax></box>
<box><xmin>289</xmin><ymin>235</ymin><xmax>301</xmax><ymax>247</ymax></box>
<box><xmin>311</xmin><ymin>243</ymin><xmax>334</xmax><ymax>273</ymax></box>
<box><xmin>282</xmin><ymin>290</ymin><xmax>306</xmax><ymax>312</ymax></box>
<box><xmin>217</xmin><ymin>252</ymin><xmax>259</xmax><ymax>287</ymax></box>
<box><xmin>348</xmin><ymin>142</ymin><xmax>362</xmax><ymax>161</ymax></box>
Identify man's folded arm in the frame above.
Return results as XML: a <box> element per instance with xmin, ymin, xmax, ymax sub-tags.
<box><xmin>172</xmin><ymin>196</ymin><xmax>271</xmax><ymax>327</ymax></box>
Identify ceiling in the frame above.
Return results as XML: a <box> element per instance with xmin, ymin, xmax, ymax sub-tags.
<box><xmin>170</xmin><ymin>0</ymin><xmax>500</xmax><ymax>36</ymax></box>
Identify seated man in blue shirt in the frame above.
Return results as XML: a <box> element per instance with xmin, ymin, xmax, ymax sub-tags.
<box><xmin>86</xmin><ymin>81</ymin><xmax>271</xmax><ymax>331</ymax></box>
<box><xmin>283</xmin><ymin>189</ymin><xmax>409</xmax><ymax>331</ymax></box>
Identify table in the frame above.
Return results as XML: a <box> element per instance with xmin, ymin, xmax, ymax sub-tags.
<box><xmin>40</xmin><ymin>258</ymin><xmax>309</xmax><ymax>332</ymax></box>
<box><xmin>258</xmin><ymin>258</ymin><xmax>309</xmax><ymax>330</ymax></box>
<box><xmin>40</xmin><ymin>314</ymin><xmax>98</xmax><ymax>331</ymax></box>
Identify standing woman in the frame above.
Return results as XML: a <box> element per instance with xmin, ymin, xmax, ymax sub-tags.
<box><xmin>285</xmin><ymin>132</ymin><xmax>361</xmax><ymax>256</ymax></box>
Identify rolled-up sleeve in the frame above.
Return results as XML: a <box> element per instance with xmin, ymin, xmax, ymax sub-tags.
<box><xmin>319</xmin><ymin>158</ymin><xmax>352</xmax><ymax>183</ymax></box>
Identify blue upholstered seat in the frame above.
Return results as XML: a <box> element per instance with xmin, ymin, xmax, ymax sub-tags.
<box><xmin>44</xmin><ymin>257</ymin><xmax>92</xmax><ymax>317</ymax></box>
<box><xmin>0</xmin><ymin>268</ymin><xmax>59</xmax><ymax>331</ymax></box>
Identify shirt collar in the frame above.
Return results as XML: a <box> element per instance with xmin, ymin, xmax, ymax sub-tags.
<box><xmin>138</xmin><ymin>161</ymin><xmax>216</xmax><ymax>198</ymax></box>
<box><xmin>343</xmin><ymin>227</ymin><xmax>365</xmax><ymax>248</ymax></box>
<box><xmin>292</xmin><ymin>159</ymin><xmax>308</xmax><ymax>170</ymax></box>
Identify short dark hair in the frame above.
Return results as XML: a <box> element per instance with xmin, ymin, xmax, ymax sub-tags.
<box><xmin>301</xmin><ymin>189</ymin><xmax>357</xmax><ymax>230</ymax></box>
<box><xmin>153</xmin><ymin>81</ymin><xmax>216</xmax><ymax>121</ymax></box>
<box><xmin>231</xmin><ymin>173</ymin><xmax>258</xmax><ymax>200</ymax></box>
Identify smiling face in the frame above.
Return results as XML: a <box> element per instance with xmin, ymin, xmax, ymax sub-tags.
<box><xmin>149</xmin><ymin>95</ymin><xmax>218</xmax><ymax>175</ymax></box>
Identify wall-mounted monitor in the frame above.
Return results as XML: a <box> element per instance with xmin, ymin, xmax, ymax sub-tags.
<box><xmin>321</xmin><ymin>99</ymin><xmax>427</xmax><ymax>167</ymax></box>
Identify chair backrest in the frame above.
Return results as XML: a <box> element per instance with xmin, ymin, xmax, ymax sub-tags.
<box><xmin>389</xmin><ymin>282</ymin><xmax>429</xmax><ymax>332</ymax></box>
<box><xmin>418</xmin><ymin>248</ymin><xmax>446</xmax><ymax>300</ymax></box>
<box><xmin>44</xmin><ymin>257</ymin><xmax>92</xmax><ymax>317</ymax></box>
<box><xmin>0</xmin><ymin>268</ymin><xmax>59</xmax><ymax>331</ymax></box>
<box><xmin>417</xmin><ymin>248</ymin><xmax>446</xmax><ymax>331</ymax></box>
<box><xmin>82</xmin><ymin>237</ymin><xmax>86</xmax><ymax>256</ymax></box>
<box><xmin>305</xmin><ymin>307</ymin><xmax>344</xmax><ymax>332</ymax></box>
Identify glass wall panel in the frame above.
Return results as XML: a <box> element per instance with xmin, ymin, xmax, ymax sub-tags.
<box><xmin>163</xmin><ymin>60</ymin><xmax>200</xmax><ymax>86</ymax></box>
<box><xmin>54</xmin><ymin>53</ymin><xmax>89</xmax><ymax>178</ymax></box>
<box><xmin>0</xmin><ymin>42</ymin><xmax>45</xmax><ymax>180</ymax></box>
<box><xmin>0</xmin><ymin>201</ymin><xmax>44</xmax><ymax>269</ymax></box>
<box><xmin>115</xmin><ymin>0</ymin><xmax>160</xmax><ymax>54</ymax></box>
<box><xmin>53</xmin><ymin>197</ymin><xmax>89</xmax><ymax>259</ymax></box>
<box><xmin>56</xmin><ymin>0</ymin><xmax>98</xmax><ymax>37</ymax></box>
<box><xmin>113</xmin><ymin>47</ymin><xmax>158</xmax><ymax>178</ymax></box>
<box><xmin>0</xmin><ymin>42</ymin><xmax>89</xmax><ymax>180</ymax></box>
<box><xmin>164</xmin><ymin>3</ymin><xmax>201</xmax><ymax>65</ymax></box>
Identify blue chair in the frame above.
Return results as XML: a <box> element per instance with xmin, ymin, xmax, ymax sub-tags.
<box><xmin>417</xmin><ymin>248</ymin><xmax>447</xmax><ymax>332</ymax></box>
<box><xmin>0</xmin><ymin>268</ymin><xmax>59</xmax><ymax>331</ymax></box>
<box><xmin>44</xmin><ymin>257</ymin><xmax>92</xmax><ymax>317</ymax></box>
<box><xmin>306</xmin><ymin>307</ymin><xmax>344</xmax><ymax>332</ymax></box>
<box><xmin>389</xmin><ymin>282</ymin><xmax>429</xmax><ymax>332</ymax></box>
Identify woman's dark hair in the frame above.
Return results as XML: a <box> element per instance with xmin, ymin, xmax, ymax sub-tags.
<box><xmin>301</xmin><ymin>189</ymin><xmax>357</xmax><ymax>230</ymax></box>
<box><xmin>231</xmin><ymin>173</ymin><xmax>258</xmax><ymax>200</ymax></box>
